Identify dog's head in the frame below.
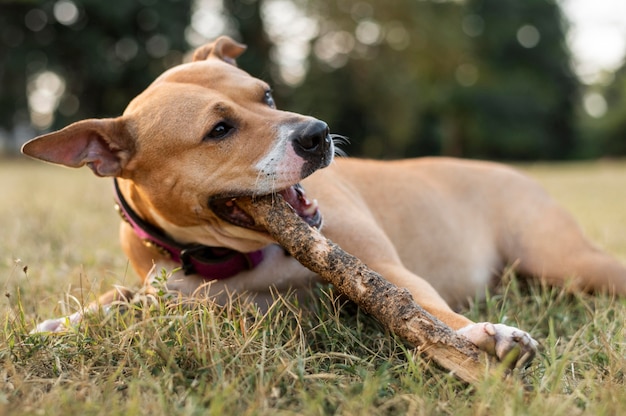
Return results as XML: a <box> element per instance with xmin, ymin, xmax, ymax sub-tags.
<box><xmin>21</xmin><ymin>36</ymin><xmax>334</xmax><ymax>251</ymax></box>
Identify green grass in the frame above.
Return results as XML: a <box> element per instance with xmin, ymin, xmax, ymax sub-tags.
<box><xmin>2</xmin><ymin>159</ymin><xmax>626</xmax><ymax>415</ymax></box>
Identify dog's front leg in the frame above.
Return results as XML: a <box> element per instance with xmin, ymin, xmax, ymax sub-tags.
<box><xmin>31</xmin><ymin>224</ymin><xmax>171</xmax><ymax>334</ymax></box>
<box><xmin>457</xmin><ymin>322</ymin><xmax>538</xmax><ymax>366</ymax></box>
<box><xmin>367</xmin><ymin>262</ymin><xmax>538</xmax><ymax>366</ymax></box>
<box><xmin>31</xmin><ymin>285</ymin><xmax>136</xmax><ymax>333</ymax></box>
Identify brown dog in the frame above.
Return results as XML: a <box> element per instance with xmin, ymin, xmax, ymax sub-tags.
<box><xmin>22</xmin><ymin>36</ymin><xmax>626</xmax><ymax>366</ymax></box>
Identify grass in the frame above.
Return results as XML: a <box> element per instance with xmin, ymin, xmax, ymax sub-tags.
<box><xmin>1</xmin><ymin>158</ymin><xmax>625</xmax><ymax>415</ymax></box>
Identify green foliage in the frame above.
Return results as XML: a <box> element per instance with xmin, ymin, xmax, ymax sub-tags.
<box><xmin>283</xmin><ymin>0</ymin><xmax>579</xmax><ymax>160</ymax></box>
<box><xmin>463</xmin><ymin>0</ymin><xmax>578</xmax><ymax>159</ymax></box>
<box><xmin>0</xmin><ymin>0</ymin><xmax>191</xmax><ymax>132</ymax></box>
<box><xmin>581</xmin><ymin>64</ymin><xmax>626</xmax><ymax>156</ymax></box>
<box><xmin>222</xmin><ymin>0</ymin><xmax>273</xmax><ymax>81</ymax></box>
<box><xmin>2</xmin><ymin>0</ymin><xmax>625</xmax><ymax>159</ymax></box>
<box><xmin>286</xmin><ymin>0</ymin><xmax>470</xmax><ymax>159</ymax></box>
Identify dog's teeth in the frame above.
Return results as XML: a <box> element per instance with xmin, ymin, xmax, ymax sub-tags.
<box><xmin>303</xmin><ymin>199</ymin><xmax>318</xmax><ymax>216</ymax></box>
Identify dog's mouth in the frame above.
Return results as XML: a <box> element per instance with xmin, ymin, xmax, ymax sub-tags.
<box><xmin>209</xmin><ymin>184</ymin><xmax>322</xmax><ymax>231</ymax></box>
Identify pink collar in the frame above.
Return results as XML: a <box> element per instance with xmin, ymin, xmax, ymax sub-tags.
<box><xmin>113</xmin><ymin>179</ymin><xmax>263</xmax><ymax>280</ymax></box>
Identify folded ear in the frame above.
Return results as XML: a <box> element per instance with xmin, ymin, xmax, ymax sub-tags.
<box><xmin>21</xmin><ymin>118</ymin><xmax>135</xmax><ymax>177</ymax></box>
<box><xmin>192</xmin><ymin>35</ymin><xmax>247</xmax><ymax>65</ymax></box>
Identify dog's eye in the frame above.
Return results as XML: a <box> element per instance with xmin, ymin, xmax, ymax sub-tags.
<box><xmin>264</xmin><ymin>90</ymin><xmax>276</xmax><ymax>108</ymax></box>
<box><xmin>204</xmin><ymin>122</ymin><xmax>234</xmax><ymax>141</ymax></box>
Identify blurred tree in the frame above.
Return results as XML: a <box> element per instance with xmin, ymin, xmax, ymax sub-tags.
<box><xmin>0</xmin><ymin>0</ymin><xmax>190</xmax><ymax>146</ymax></box>
<box><xmin>462</xmin><ymin>0</ymin><xmax>579</xmax><ymax>159</ymax></box>
<box><xmin>0</xmin><ymin>0</ymin><xmax>593</xmax><ymax>160</ymax></box>
<box><xmin>279</xmin><ymin>0</ymin><xmax>579</xmax><ymax>160</ymax></box>
<box><xmin>222</xmin><ymin>0</ymin><xmax>273</xmax><ymax>80</ymax></box>
<box><xmin>284</xmin><ymin>0</ymin><xmax>468</xmax><ymax>159</ymax></box>
<box><xmin>597</xmin><ymin>63</ymin><xmax>626</xmax><ymax>155</ymax></box>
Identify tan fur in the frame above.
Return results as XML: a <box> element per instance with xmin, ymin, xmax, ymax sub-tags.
<box><xmin>22</xmin><ymin>36</ymin><xmax>626</xmax><ymax>365</ymax></box>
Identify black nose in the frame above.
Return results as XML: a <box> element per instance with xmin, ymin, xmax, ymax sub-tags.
<box><xmin>293</xmin><ymin>120</ymin><xmax>331</xmax><ymax>158</ymax></box>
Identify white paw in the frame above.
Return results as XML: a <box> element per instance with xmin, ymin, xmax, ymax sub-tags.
<box><xmin>457</xmin><ymin>322</ymin><xmax>539</xmax><ymax>368</ymax></box>
<box><xmin>30</xmin><ymin>311</ymin><xmax>83</xmax><ymax>334</ymax></box>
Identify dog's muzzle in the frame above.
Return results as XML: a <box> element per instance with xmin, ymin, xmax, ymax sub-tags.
<box><xmin>209</xmin><ymin>119</ymin><xmax>331</xmax><ymax>233</ymax></box>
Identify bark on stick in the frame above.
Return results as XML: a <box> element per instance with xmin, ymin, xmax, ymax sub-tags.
<box><xmin>238</xmin><ymin>195</ymin><xmax>499</xmax><ymax>384</ymax></box>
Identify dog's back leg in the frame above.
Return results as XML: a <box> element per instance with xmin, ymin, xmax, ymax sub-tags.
<box><xmin>502</xmin><ymin>196</ymin><xmax>626</xmax><ymax>295</ymax></box>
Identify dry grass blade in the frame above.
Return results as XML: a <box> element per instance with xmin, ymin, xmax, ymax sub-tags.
<box><xmin>237</xmin><ymin>195</ymin><xmax>500</xmax><ymax>384</ymax></box>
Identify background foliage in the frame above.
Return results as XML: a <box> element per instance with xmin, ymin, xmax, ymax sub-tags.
<box><xmin>1</xmin><ymin>0</ymin><xmax>625</xmax><ymax>160</ymax></box>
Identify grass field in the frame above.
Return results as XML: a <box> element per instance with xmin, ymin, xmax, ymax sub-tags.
<box><xmin>1</xmin><ymin>159</ymin><xmax>625</xmax><ymax>415</ymax></box>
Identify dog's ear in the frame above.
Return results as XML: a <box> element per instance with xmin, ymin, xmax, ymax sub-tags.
<box><xmin>21</xmin><ymin>118</ymin><xmax>135</xmax><ymax>177</ymax></box>
<box><xmin>192</xmin><ymin>35</ymin><xmax>247</xmax><ymax>65</ymax></box>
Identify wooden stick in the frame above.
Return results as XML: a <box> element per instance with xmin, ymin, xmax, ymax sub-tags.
<box><xmin>238</xmin><ymin>195</ymin><xmax>499</xmax><ymax>384</ymax></box>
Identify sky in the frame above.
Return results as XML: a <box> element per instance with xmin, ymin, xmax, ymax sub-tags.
<box><xmin>561</xmin><ymin>0</ymin><xmax>626</xmax><ymax>84</ymax></box>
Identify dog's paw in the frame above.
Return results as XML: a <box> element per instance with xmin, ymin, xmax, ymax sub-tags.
<box><xmin>30</xmin><ymin>311</ymin><xmax>83</xmax><ymax>334</ymax></box>
<box><xmin>457</xmin><ymin>322</ymin><xmax>538</xmax><ymax>368</ymax></box>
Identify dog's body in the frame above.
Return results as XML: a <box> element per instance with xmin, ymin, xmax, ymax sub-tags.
<box><xmin>23</xmin><ymin>37</ymin><xmax>626</xmax><ymax>366</ymax></box>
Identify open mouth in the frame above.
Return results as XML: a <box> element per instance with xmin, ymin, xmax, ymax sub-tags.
<box><xmin>209</xmin><ymin>184</ymin><xmax>322</xmax><ymax>231</ymax></box>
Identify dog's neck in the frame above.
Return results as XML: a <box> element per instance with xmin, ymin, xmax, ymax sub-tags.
<box><xmin>113</xmin><ymin>179</ymin><xmax>264</xmax><ymax>279</ymax></box>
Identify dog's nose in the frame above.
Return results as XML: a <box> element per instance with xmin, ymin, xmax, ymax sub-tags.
<box><xmin>293</xmin><ymin>120</ymin><xmax>331</xmax><ymax>158</ymax></box>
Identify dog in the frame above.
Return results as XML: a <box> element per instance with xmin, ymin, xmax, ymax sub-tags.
<box><xmin>22</xmin><ymin>36</ymin><xmax>626</xmax><ymax>367</ymax></box>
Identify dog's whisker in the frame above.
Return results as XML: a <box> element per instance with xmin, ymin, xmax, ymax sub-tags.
<box><xmin>252</xmin><ymin>164</ymin><xmax>281</xmax><ymax>201</ymax></box>
<box><xmin>253</xmin><ymin>168</ymin><xmax>265</xmax><ymax>198</ymax></box>
<box><xmin>253</xmin><ymin>159</ymin><xmax>276</xmax><ymax>198</ymax></box>
<box><xmin>271</xmin><ymin>171</ymin><xmax>278</xmax><ymax>201</ymax></box>
<box><xmin>331</xmin><ymin>134</ymin><xmax>349</xmax><ymax>157</ymax></box>
<box><xmin>330</xmin><ymin>133</ymin><xmax>349</xmax><ymax>145</ymax></box>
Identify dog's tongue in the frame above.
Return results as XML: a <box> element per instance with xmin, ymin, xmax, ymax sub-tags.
<box><xmin>279</xmin><ymin>184</ymin><xmax>320</xmax><ymax>227</ymax></box>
